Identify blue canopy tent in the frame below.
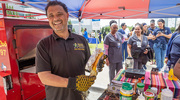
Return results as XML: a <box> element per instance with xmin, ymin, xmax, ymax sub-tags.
<box><xmin>1</xmin><ymin>0</ymin><xmax>180</xmax><ymax>19</ymax></box>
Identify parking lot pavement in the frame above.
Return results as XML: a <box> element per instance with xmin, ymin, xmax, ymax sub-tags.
<box><xmin>86</xmin><ymin>61</ymin><xmax>157</xmax><ymax>100</ymax></box>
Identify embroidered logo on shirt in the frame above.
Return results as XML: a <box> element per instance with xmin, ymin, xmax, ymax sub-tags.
<box><xmin>73</xmin><ymin>43</ymin><xmax>85</xmax><ymax>50</ymax></box>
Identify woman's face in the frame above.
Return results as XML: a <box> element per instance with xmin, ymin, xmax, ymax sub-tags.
<box><xmin>158</xmin><ymin>22</ymin><xmax>164</xmax><ymax>29</ymax></box>
<box><xmin>111</xmin><ymin>24</ymin><xmax>118</xmax><ymax>34</ymax></box>
<box><xmin>134</xmin><ymin>25</ymin><xmax>142</xmax><ymax>35</ymax></box>
<box><xmin>143</xmin><ymin>25</ymin><xmax>147</xmax><ymax>31</ymax></box>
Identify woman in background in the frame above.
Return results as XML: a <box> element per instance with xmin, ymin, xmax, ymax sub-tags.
<box><xmin>104</xmin><ymin>20</ymin><xmax>124</xmax><ymax>82</ymax></box>
<box><xmin>153</xmin><ymin>19</ymin><xmax>172</xmax><ymax>71</ymax></box>
<box><xmin>127</xmin><ymin>23</ymin><xmax>149</xmax><ymax>69</ymax></box>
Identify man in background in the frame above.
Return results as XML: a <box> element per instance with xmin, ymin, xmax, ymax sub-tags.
<box><xmin>83</xmin><ymin>28</ymin><xmax>88</xmax><ymax>41</ymax></box>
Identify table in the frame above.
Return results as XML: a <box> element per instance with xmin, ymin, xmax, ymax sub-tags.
<box><xmin>88</xmin><ymin>38</ymin><xmax>99</xmax><ymax>44</ymax></box>
<box><xmin>98</xmin><ymin>69</ymin><xmax>180</xmax><ymax>99</ymax></box>
<box><xmin>145</xmin><ymin>71</ymin><xmax>180</xmax><ymax>98</ymax></box>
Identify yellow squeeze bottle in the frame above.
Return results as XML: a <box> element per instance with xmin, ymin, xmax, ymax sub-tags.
<box><xmin>168</xmin><ymin>64</ymin><xmax>178</xmax><ymax>81</ymax></box>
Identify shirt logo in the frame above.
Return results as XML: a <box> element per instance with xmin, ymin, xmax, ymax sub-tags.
<box><xmin>73</xmin><ymin>43</ymin><xmax>85</xmax><ymax>50</ymax></box>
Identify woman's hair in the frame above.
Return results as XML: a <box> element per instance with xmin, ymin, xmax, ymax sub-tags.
<box><xmin>142</xmin><ymin>23</ymin><xmax>147</xmax><ymax>34</ymax></box>
<box><xmin>157</xmin><ymin>19</ymin><xmax>165</xmax><ymax>29</ymax></box>
<box><xmin>135</xmin><ymin>23</ymin><xmax>143</xmax><ymax>34</ymax></box>
<box><xmin>109</xmin><ymin>20</ymin><xmax>117</xmax><ymax>26</ymax></box>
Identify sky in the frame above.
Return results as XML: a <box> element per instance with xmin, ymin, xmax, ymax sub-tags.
<box><xmin>100</xmin><ymin>18</ymin><xmax>180</xmax><ymax>28</ymax></box>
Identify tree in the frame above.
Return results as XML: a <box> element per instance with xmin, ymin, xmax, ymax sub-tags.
<box><xmin>72</xmin><ymin>28</ymin><xmax>75</xmax><ymax>33</ymax></box>
<box><xmin>68</xmin><ymin>20</ymin><xmax>72</xmax><ymax>25</ymax></box>
<box><xmin>25</xmin><ymin>13</ymin><xmax>36</xmax><ymax>19</ymax></box>
<box><xmin>6</xmin><ymin>4</ymin><xmax>19</xmax><ymax>18</ymax></box>
<box><xmin>170</xmin><ymin>27</ymin><xmax>176</xmax><ymax>33</ymax></box>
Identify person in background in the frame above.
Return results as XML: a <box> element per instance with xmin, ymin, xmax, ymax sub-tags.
<box><xmin>36</xmin><ymin>1</ymin><xmax>95</xmax><ymax>100</ymax></box>
<box><xmin>127</xmin><ymin>23</ymin><xmax>149</xmax><ymax>69</ymax></box>
<box><xmin>104</xmin><ymin>20</ymin><xmax>124</xmax><ymax>82</ymax></box>
<box><xmin>118</xmin><ymin>23</ymin><xmax>129</xmax><ymax>62</ymax></box>
<box><xmin>148</xmin><ymin>19</ymin><xmax>157</xmax><ymax>65</ymax></box>
<box><xmin>152</xmin><ymin>19</ymin><xmax>172</xmax><ymax>71</ymax></box>
<box><xmin>98</xmin><ymin>30</ymin><xmax>102</xmax><ymax>43</ymax></box>
<box><xmin>174</xmin><ymin>58</ymin><xmax>180</xmax><ymax>80</ymax></box>
<box><xmin>91</xmin><ymin>30</ymin><xmax>96</xmax><ymax>38</ymax></box>
<box><xmin>83</xmin><ymin>28</ymin><xmax>88</xmax><ymax>41</ymax></box>
<box><xmin>165</xmin><ymin>24</ymin><xmax>180</xmax><ymax>68</ymax></box>
<box><xmin>103</xmin><ymin>31</ymin><xmax>107</xmax><ymax>41</ymax></box>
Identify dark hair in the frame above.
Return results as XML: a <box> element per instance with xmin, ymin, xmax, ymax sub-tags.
<box><xmin>131</xmin><ymin>27</ymin><xmax>134</xmax><ymax>31</ymax></box>
<box><xmin>121</xmin><ymin>23</ymin><xmax>126</xmax><ymax>27</ymax></box>
<box><xmin>157</xmin><ymin>19</ymin><xmax>165</xmax><ymax>32</ymax></box>
<box><xmin>45</xmin><ymin>1</ymin><xmax>68</xmax><ymax>15</ymax></box>
<box><xmin>109</xmin><ymin>20</ymin><xmax>117</xmax><ymax>26</ymax></box>
<box><xmin>142</xmin><ymin>23</ymin><xmax>147</xmax><ymax>26</ymax></box>
<box><xmin>135</xmin><ymin>23</ymin><xmax>143</xmax><ymax>34</ymax></box>
<box><xmin>150</xmin><ymin>19</ymin><xmax>155</xmax><ymax>23</ymax></box>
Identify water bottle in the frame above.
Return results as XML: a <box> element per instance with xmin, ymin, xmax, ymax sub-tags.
<box><xmin>163</xmin><ymin>65</ymin><xmax>169</xmax><ymax>79</ymax></box>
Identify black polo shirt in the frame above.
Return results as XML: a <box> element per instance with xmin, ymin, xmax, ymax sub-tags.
<box><xmin>36</xmin><ymin>30</ymin><xmax>90</xmax><ymax>100</ymax></box>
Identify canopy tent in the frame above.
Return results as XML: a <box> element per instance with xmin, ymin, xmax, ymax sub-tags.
<box><xmin>1</xmin><ymin>0</ymin><xmax>180</xmax><ymax>20</ymax></box>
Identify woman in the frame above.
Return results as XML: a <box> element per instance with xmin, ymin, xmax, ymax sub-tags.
<box><xmin>153</xmin><ymin>19</ymin><xmax>172</xmax><ymax>71</ymax></box>
<box><xmin>127</xmin><ymin>23</ymin><xmax>149</xmax><ymax>69</ymax></box>
<box><xmin>104</xmin><ymin>20</ymin><xmax>124</xmax><ymax>82</ymax></box>
<box><xmin>165</xmin><ymin>24</ymin><xmax>180</xmax><ymax>68</ymax></box>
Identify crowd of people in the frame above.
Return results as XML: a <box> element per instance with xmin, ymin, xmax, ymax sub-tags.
<box><xmin>35</xmin><ymin>1</ymin><xmax>180</xmax><ymax>100</ymax></box>
<box><xmin>104</xmin><ymin>19</ymin><xmax>180</xmax><ymax>82</ymax></box>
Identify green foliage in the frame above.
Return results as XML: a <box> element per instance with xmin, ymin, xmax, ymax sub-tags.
<box><xmin>68</xmin><ymin>20</ymin><xmax>72</xmax><ymax>25</ymax></box>
<box><xmin>6</xmin><ymin>4</ymin><xmax>19</xmax><ymax>18</ymax></box>
<box><xmin>88</xmin><ymin>42</ymin><xmax>104</xmax><ymax>54</ymax></box>
<box><xmin>127</xmin><ymin>26</ymin><xmax>134</xmax><ymax>31</ymax></box>
<box><xmin>101</xmin><ymin>26</ymin><xmax>110</xmax><ymax>34</ymax></box>
<box><xmin>72</xmin><ymin>28</ymin><xmax>75</xmax><ymax>33</ymax></box>
<box><xmin>170</xmin><ymin>27</ymin><xmax>176</xmax><ymax>33</ymax></box>
<box><xmin>25</xmin><ymin>13</ymin><xmax>36</xmax><ymax>19</ymax></box>
<box><xmin>101</xmin><ymin>27</ymin><xmax>105</xmax><ymax>33</ymax></box>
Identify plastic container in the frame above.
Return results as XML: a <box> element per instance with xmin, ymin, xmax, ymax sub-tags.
<box><xmin>161</xmin><ymin>87</ymin><xmax>173</xmax><ymax>100</ymax></box>
<box><xmin>144</xmin><ymin>91</ymin><xmax>154</xmax><ymax>100</ymax></box>
<box><xmin>151</xmin><ymin>87</ymin><xmax>157</xmax><ymax>96</ymax></box>
<box><xmin>120</xmin><ymin>82</ymin><xmax>133</xmax><ymax>100</ymax></box>
<box><xmin>137</xmin><ymin>83</ymin><xmax>144</xmax><ymax>94</ymax></box>
<box><xmin>136</xmin><ymin>93</ymin><xmax>145</xmax><ymax>100</ymax></box>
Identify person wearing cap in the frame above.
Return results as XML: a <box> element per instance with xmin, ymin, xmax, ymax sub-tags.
<box><xmin>148</xmin><ymin>19</ymin><xmax>158</xmax><ymax>48</ymax></box>
<box><xmin>104</xmin><ymin>20</ymin><xmax>125</xmax><ymax>82</ymax></box>
<box><xmin>36</xmin><ymin>1</ymin><xmax>96</xmax><ymax>100</ymax></box>
<box><xmin>118</xmin><ymin>23</ymin><xmax>129</xmax><ymax>62</ymax></box>
<box><xmin>148</xmin><ymin>19</ymin><xmax>158</xmax><ymax>65</ymax></box>
<box><xmin>152</xmin><ymin>19</ymin><xmax>172</xmax><ymax>71</ymax></box>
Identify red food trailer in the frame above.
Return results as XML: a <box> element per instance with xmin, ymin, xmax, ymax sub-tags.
<box><xmin>0</xmin><ymin>17</ymin><xmax>53</xmax><ymax>100</ymax></box>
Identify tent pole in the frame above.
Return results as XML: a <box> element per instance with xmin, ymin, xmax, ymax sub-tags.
<box><xmin>78</xmin><ymin>19</ymin><xmax>81</xmax><ymax>35</ymax></box>
<box><xmin>118</xmin><ymin>19</ymin><xmax>120</xmax><ymax>28</ymax></box>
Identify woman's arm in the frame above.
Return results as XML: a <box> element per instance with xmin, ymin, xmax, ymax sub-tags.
<box><xmin>127</xmin><ymin>44</ymin><xmax>132</xmax><ymax>57</ymax></box>
<box><xmin>162</xmin><ymin>33</ymin><xmax>172</xmax><ymax>39</ymax></box>
<box><xmin>174</xmin><ymin>58</ymin><xmax>180</xmax><ymax>80</ymax></box>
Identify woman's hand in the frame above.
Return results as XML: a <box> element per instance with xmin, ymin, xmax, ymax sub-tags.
<box><xmin>165</xmin><ymin>57</ymin><xmax>168</xmax><ymax>64</ymax></box>
<box><xmin>106</xmin><ymin>58</ymin><xmax>109</xmax><ymax>66</ymax></box>
<box><xmin>143</xmin><ymin>49</ymin><xmax>148</xmax><ymax>54</ymax></box>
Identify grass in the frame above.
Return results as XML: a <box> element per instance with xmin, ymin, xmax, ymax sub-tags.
<box><xmin>88</xmin><ymin>41</ymin><xmax>104</xmax><ymax>54</ymax></box>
